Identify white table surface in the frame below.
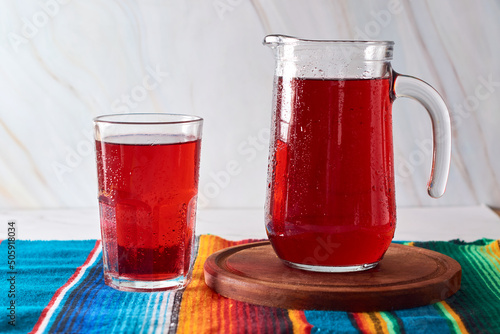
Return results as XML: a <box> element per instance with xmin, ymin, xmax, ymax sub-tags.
<box><xmin>0</xmin><ymin>205</ymin><xmax>499</xmax><ymax>242</ymax></box>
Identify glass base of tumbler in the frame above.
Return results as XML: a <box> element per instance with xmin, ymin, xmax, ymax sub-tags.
<box><xmin>282</xmin><ymin>260</ymin><xmax>379</xmax><ymax>273</ymax></box>
<box><xmin>104</xmin><ymin>272</ymin><xmax>191</xmax><ymax>292</ymax></box>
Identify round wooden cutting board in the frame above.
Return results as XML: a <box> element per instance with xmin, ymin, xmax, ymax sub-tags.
<box><xmin>203</xmin><ymin>241</ymin><xmax>461</xmax><ymax>311</ymax></box>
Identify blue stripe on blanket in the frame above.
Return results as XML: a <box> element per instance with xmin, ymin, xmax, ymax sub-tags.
<box><xmin>393</xmin><ymin>305</ymin><xmax>452</xmax><ymax>334</ymax></box>
<box><xmin>0</xmin><ymin>240</ymin><xmax>97</xmax><ymax>334</ymax></box>
<box><xmin>43</xmin><ymin>253</ymin><xmax>179</xmax><ymax>334</ymax></box>
<box><xmin>304</xmin><ymin>310</ymin><xmax>359</xmax><ymax>333</ymax></box>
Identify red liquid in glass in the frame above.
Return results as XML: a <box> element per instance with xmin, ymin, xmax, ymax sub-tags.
<box><xmin>96</xmin><ymin>136</ymin><xmax>200</xmax><ymax>280</ymax></box>
<box><xmin>266</xmin><ymin>77</ymin><xmax>396</xmax><ymax>267</ymax></box>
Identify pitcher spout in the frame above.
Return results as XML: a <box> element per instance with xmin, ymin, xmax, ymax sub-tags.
<box><xmin>263</xmin><ymin>35</ymin><xmax>300</xmax><ymax>48</ymax></box>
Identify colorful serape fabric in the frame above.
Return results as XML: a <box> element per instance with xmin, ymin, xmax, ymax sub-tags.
<box><xmin>0</xmin><ymin>236</ymin><xmax>499</xmax><ymax>333</ymax></box>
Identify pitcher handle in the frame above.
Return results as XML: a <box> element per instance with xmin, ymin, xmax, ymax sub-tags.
<box><xmin>393</xmin><ymin>73</ymin><xmax>452</xmax><ymax>198</ymax></box>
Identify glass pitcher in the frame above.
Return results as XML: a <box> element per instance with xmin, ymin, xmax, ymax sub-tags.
<box><xmin>263</xmin><ymin>35</ymin><xmax>451</xmax><ymax>272</ymax></box>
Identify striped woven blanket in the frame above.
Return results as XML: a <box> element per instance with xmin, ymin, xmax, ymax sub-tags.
<box><xmin>0</xmin><ymin>236</ymin><xmax>499</xmax><ymax>333</ymax></box>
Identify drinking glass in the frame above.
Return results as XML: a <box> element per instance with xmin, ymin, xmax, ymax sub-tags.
<box><xmin>94</xmin><ymin>113</ymin><xmax>203</xmax><ymax>291</ymax></box>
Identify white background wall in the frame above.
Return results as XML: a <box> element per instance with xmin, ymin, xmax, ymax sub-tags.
<box><xmin>0</xmin><ymin>0</ymin><xmax>499</xmax><ymax>209</ymax></box>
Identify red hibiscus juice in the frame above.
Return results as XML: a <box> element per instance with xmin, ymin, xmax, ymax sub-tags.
<box><xmin>266</xmin><ymin>77</ymin><xmax>396</xmax><ymax>268</ymax></box>
<box><xmin>96</xmin><ymin>136</ymin><xmax>200</xmax><ymax>281</ymax></box>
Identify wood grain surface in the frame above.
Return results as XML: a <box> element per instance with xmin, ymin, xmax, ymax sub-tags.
<box><xmin>204</xmin><ymin>241</ymin><xmax>462</xmax><ymax>311</ymax></box>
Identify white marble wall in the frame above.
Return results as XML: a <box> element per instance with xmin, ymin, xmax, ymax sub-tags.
<box><xmin>0</xmin><ymin>0</ymin><xmax>499</xmax><ymax>209</ymax></box>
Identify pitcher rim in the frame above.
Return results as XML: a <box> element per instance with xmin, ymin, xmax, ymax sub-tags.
<box><xmin>263</xmin><ymin>34</ymin><xmax>394</xmax><ymax>46</ymax></box>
